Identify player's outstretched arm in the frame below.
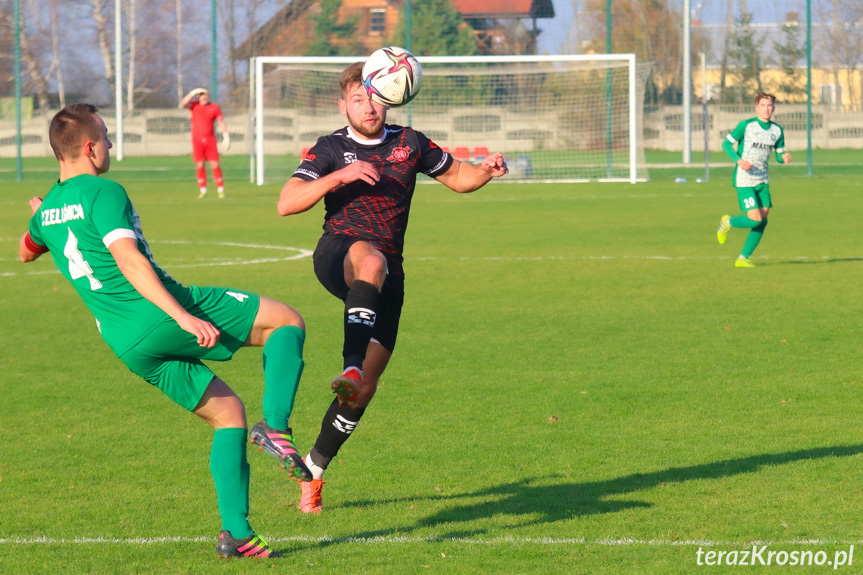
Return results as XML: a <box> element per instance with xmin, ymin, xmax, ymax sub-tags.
<box><xmin>277</xmin><ymin>161</ymin><xmax>380</xmax><ymax>216</ymax></box>
<box><xmin>20</xmin><ymin>196</ymin><xmax>47</xmax><ymax>263</ymax></box>
<box><xmin>109</xmin><ymin>237</ymin><xmax>220</xmax><ymax>348</ymax></box>
<box><xmin>435</xmin><ymin>152</ymin><xmax>508</xmax><ymax>194</ymax></box>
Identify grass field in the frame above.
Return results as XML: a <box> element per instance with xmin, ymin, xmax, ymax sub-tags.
<box><xmin>2</xmin><ymin>161</ymin><xmax>863</xmax><ymax>574</ymax></box>
<box><xmin>2</xmin><ymin>147</ymin><xmax>862</xmax><ymax>184</ymax></box>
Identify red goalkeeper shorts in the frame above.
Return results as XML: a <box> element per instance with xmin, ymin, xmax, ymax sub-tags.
<box><xmin>192</xmin><ymin>136</ymin><xmax>219</xmax><ymax>163</ymax></box>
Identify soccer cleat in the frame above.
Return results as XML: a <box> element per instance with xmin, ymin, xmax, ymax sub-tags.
<box><xmin>735</xmin><ymin>256</ymin><xmax>755</xmax><ymax>268</ymax></box>
<box><xmin>249</xmin><ymin>420</ymin><xmax>312</xmax><ymax>481</ymax></box>
<box><xmin>197</xmin><ymin>190</ymin><xmax>207</xmax><ymax>199</ymax></box>
<box><xmin>298</xmin><ymin>478</ymin><xmax>325</xmax><ymax>514</ymax></box>
<box><xmin>217</xmin><ymin>189</ymin><xmax>225</xmax><ymax>199</ymax></box>
<box><xmin>331</xmin><ymin>367</ymin><xmax>362</xmax><ymax>408</ymax></box>
<box><xmin>716</xmin><ymin>215</ymin><xmax>731</xmax><ymax>245</ymax></box>
<box><xmin>217</xmin><ymin>530</ymin><xmax>282</xmax><ymax>558</ymax></box>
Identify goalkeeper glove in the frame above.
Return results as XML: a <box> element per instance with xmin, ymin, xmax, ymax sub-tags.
<box><xmin>220</xmin><ymin>132</ymin><xmax>231</xmax><ymax>152</ymax></box>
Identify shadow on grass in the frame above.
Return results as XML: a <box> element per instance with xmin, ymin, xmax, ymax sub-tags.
<box><xmin>782</xmin><ymin>258</ymin><xmax>863</xmax><ymax>265</ymax></box>
<box><xmin>315</xmin><ymin>444</ymin><xmax>863</xmax><ymax>545</ymax></box>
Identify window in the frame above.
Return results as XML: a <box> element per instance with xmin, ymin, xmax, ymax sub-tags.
<box><xmin>370</xmin><ymin>9</ymin><xmax>385</xmax><ymax>33</ymax></box>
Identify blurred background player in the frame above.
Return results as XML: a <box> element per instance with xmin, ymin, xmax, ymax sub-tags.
<box><xmin>277</xmin><ymin>62</ymin><xmax>508</xmax><ymax>514</ymax></box>
<box><xmin>716</xmin><ymin>92</ymin><xmax>792</xmax><ymax>267</ymax></box>
<box><xmin>181</xmin><ymin>87</ymin><xmax>230</xmax><ymax>199</ymax></box>
<box><xmin>20</xmin><ymin>103</ymin><xmax>309</xmax><ymax>558</ymax></box>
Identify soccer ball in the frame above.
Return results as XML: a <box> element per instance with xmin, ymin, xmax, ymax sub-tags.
<box><xmin>362</xmin><ymin>46</ymin><xmax>423</xmax><ymax>107</ymax></box>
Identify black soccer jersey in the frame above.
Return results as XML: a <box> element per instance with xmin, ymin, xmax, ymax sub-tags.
<box><xmin>293</xmin><ymin>124</ymin><xmax>453</xmax><ymax>277</ymax></box>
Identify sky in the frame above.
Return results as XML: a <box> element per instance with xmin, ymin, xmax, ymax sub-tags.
<box><xmin>534</xmin><ymin>0</ymin><xmax>575</xmax><ymax>54</ymax></box>
<box><xmin>533</xmin><ymin>0</ymin><xmax>814</xmax><ymax>55</ymax></box>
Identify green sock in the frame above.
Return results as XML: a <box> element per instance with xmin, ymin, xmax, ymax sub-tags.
<box><xmin>263</xmin><ymin>325</ymin><xmax>305</xmax><ymax>430</ymax></box>
<box><xmin>741</xmin><ymin>220</ymin><xmax>768</xmax><ymax>258</ymax></box>
<box><xmin>210</xmin><ymin>427</ymin><xmax>252</xmax><ymax>539</ymax></box>
<box><xmin>730</xmin><ymin>215</ymin><xmax>760</xmax><ymax>229</ymax></box>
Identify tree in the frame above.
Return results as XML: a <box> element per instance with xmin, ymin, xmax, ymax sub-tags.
<box><xmin>219</xmin><ymin>0</ymin><xmax>239</xmax><ymax>102</ymax></box>
<box><xmin>0</xmin><ymin>0</ymin><xmax>57</xmax><ymax>110</ymax></box>
<box><xmin>16</xmin><ymin>0</ymin><xmax>51</xmax><ymax>110</ymax></box>
<box><xmin>218</xmin><ymin>0</ymin><xmax>283</xmax><ymax>106</ymax></box>
<box><xmin>390</xmin><ymin>0</ymin><xmax>478</xmax><ymax>57</ymax></box>
<box><xmin>126</xmin><ymin>0</ymin><xmax>137</xmax><ymax>110</ymax></box>
<box><xmin>0</xmin><ymin>0</ymin><xmax>214</xmax><ymax>108</ymax></box>
<box><xmin>305</xmin><ymin>0</ymin><xmax>362</xmax><ymax>56</ymax></box>
<box><xmin>175</xmin><ymin>0</ymin><xmax>184</xmax><ymax>104</ymax></box>
<box><xmin>719</xmin><ymin>0</ymin><xmax>734</xmax><ymax>98</ymax></box>
<box><xmin>772</xmin><ymin>20</ymin><xmax>806</xmax><ymax>102</ymax></box>
<box><xmin>91</xmin><ymin>0</ymin><xmax>116</xmax><ymax>100</ymax></box>
<box><xmin>123</xmin><ymin>0</ymin><xmax>190</xmax><ymax>108</ymax></box>
<box><xmin>48</xmin><ymin>0</ymin><xmax>66</xmax><ymax>107</ymax></box>
<box><xmin>584</xmin><ymin>0</ymin><xmax>682</xmax><ymax>104</ymax></box>
<box><xmin>837</xmin><ymin>0</ymin><xmax>863</xmax><ymax>109</ymax></box>
<box><xmin>174</xmin><ymin>0</ymin><xmax>208</xmax><ymax>104</ymax></box>
<box><xmin>0</xmin><ymin>5</ymin><xmax>11</xmax><ymax>98</ymax></box>
<box><xmin>725</xmin><ymin>11</ymin><xmax>762</xmax><ymax>103</ymax></box>
<box><xmin>821</xmin><ymin>0</ymin><xmax>863</xmax><ymax>109</ymax></box>
<box><xmin>386</xmin><ymin>0</ymin><xmax>482</xmax><ymax>108</ymax></box>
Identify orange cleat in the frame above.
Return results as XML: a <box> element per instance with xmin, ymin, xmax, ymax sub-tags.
<box><xmin>298</xmin><ymin>478</ymin><xmax>325</xmax><ymax>514</ymax></box>
<box><xmin>331</xmin><ymin>367</ymin><xmax>363</xmax><ymax>408</ymax></box>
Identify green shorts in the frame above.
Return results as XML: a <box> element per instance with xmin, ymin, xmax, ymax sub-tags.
<box><xmin>119</xmin><ymin>286</ymin><xmax>260</xmax><ymax>411</ymax></box>
<box><xmin>736</xmin><ymin>183</ymin><xmax>772</xmax><ymax>212</ymax></box>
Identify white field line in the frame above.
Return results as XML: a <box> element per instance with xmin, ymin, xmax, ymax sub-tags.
<box><xmin>2</xmin><ymin>535</ymin><xmax>863</xmax><ymax>547</ymax></box>
<box><xmin>0</xmin><ymin>241</ymin><xmax>312</xmax><ymax>278</ymax></box>
<box><xmin>1</xmin><ymin>253</ymin><xmax>853</xmax><ymax>276</ymax></box>
<box><xmin>0</xmin><ymin>236</ymin><xmax>856</xmax><ymax>277</ymax></box>
<box><xmin>411</xmin><ymin>255</ymin><xmax>845</xmax><ymax>262</ymax></box>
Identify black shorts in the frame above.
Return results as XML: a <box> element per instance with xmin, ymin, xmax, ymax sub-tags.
<box><xmin>313</xmin><ymin>233</ymin><xmax>405</xmax><ymax>352</ymax></box>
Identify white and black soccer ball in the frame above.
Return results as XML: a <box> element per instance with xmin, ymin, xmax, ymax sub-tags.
<box><xmin>361</xmin><ymin>46</ymin><xmax>423</xmax><ymax>107</ymax></box>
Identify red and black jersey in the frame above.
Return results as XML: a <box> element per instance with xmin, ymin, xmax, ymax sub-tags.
<box><xmin>293</xmin><ymin>124</ymin><xmax>453</xmax><ymax>277</ymax></box>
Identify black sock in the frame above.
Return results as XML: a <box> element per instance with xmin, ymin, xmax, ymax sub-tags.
<box><xmin>310</xmin><ymin>398</ymin><xmax>367</xmax><ymax>468</ymax></box>
<box><xmin>343</xmin><ymin>280</ymin><xmax>380</xmax><ymax>370</ymax></box>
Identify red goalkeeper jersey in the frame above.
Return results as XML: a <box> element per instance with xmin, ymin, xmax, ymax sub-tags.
<box><xmin>189</xmin><ymin>102</ymin><xmax>222</xmax><ymax>140</ymax></box>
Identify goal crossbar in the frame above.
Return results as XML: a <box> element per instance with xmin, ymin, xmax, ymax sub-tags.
<box><xmin>251</xmin><ymin>54</ymin><xmax>643</xmax><ymax>185</ymax></box>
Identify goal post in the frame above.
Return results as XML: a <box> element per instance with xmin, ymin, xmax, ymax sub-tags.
<box><xmin>251</xmin><ymin>54</ymin><xmax>649</xmax><ymax>185</ymax></box>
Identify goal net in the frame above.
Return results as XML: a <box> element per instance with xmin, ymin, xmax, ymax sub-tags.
<box><xmin>250</xmin><ymin>55</ymin><xmax>650</xmax><ymax>185</ymax></box>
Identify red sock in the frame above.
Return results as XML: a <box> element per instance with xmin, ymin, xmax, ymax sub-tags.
<box><xmin>197</xmin><ymin>167</ymin><xmax>207</xmax><ymax>189</ymax></box>
<box><xmin>213</xmin><ymin>167</ymin><xmax>224</xmax><ymax>189</ymax></box>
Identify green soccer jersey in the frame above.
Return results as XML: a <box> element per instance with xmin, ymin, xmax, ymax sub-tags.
<box><xmin>28</xmin><ymin>174</ymin><xmax>192</xmax><ymax>356</ymax></box>
<box><xmin>725</xmin><ymin>117</ymin><xmax>786</xmax><ymax>188</ymax></box>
